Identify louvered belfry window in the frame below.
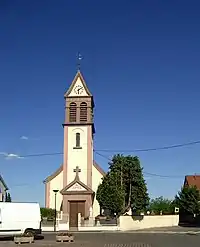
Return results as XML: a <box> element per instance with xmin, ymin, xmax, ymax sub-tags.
<box><xmin>69</xmin><ymin>102</ymin><xmax>77</xmax><ymax>122</ymax></box>
<box><xmin>80</xmin><ymin>102</ymin><xmax>87</xmax><ymax>122</ymax></box>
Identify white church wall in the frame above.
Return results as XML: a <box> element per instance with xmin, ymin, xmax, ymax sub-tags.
<box><xmin>49</xmin><ymin>171</ymin><xmax>63</xmax><ymax>210</ymax></box>
<box><xmin>92</xmin><ymin>165</ymin><xmax>103</xmax><ymax>217</ymax></box>
<box><xmin>67</xmin><ymin>126</ymin><xmax>88</xmax><ymax>185</ymax></box>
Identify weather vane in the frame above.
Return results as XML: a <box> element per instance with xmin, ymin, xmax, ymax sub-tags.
<box><xmin>77</xmin><ymin>52</ymin><xmax>83</xmax><ymax>71</ymax></box>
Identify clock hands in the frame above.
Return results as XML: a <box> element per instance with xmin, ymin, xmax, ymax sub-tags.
<box><xmin>74</xmin><ymin>85</ymin><xmax>84</xmax><ymax>94</ymax></box>
<box><xmin>77</xmin><ymin>86</ymin><xmax>83</xmax><ymax>94</ymax></box>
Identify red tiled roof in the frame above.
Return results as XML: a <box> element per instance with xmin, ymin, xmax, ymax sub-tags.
<box><xmin>184</xmin><ymin>175</ymin><xmax>200</xmax><ymax>189</ymax></box>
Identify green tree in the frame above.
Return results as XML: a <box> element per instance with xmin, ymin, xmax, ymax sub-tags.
<box><xmin>5</xmin><ymin>192</ymin><xmax>12</xmax><ymax>202</ymax></box>
<box><xmin>175</xmin><ymin>186</ymin><xmax>200</xmax><ymax>215</ymax></box>
<box><xmin>148</xmin><ymin>196</ymin><xmax>175</xmax><ymax>215</ymax></box>
<box><xmin>96</xmin><ymin>154</ymin><xmax>149</xmax><ymax>215</ymax></box>
<box><xmin>96</xmin><ymin>172</ymin><xmax>125</xmax><ymax>215</ymax></box>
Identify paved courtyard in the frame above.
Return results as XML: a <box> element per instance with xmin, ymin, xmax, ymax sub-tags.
<box><xmin>0</xmin><ymin>231</ymin><xmax>200</xmax><ymax>247</ymax></box>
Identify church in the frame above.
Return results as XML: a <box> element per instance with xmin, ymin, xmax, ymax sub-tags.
<box><xmin>43</xmin><ymin>69</ymin><xmax>105</xmax><ymax>228</ymax></box>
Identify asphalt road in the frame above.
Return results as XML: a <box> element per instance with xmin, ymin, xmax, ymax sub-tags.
<box><xmin>0</xmin><ymin>231</ymin><xmax>200</xmax><ymax>247</ymax></box>
<box><xmin>41</xmin><ymin>232</ymin><xmax>200</xmax><ymax>247</ymax></box>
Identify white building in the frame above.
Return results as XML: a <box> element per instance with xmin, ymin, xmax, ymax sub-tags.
<box><xmin>43</xmin><ymin>70</ymin><xmax>105</xmax><ymax>229</ymax></box>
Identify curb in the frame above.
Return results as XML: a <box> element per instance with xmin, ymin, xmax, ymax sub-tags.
<box><xmin>125</xmin><ymin>231</ymin><xmax>200</xmax><ymax>234</ymax></box>
<box><xmin>42</xmin><ymin>230</ymin><xmax>200</xmax><ymax>235</ymax></box>
<box><xmin>186</xmin><ymin>231</ymin><xmax>200</xmax><ymax>235</ymax></box>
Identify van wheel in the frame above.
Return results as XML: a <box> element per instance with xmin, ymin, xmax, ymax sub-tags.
<box><xmin>24</xmin><ymin>229</ymin><xmax>34</xmax><ymax>237</ymax></box>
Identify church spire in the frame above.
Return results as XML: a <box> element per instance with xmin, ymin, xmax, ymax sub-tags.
<box><xmin>63</xmin><ymin>64</ymin><xmax>95</xmax><ymax>134</ymax></box>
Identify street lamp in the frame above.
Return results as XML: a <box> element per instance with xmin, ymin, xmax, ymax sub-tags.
<box><xmin>53</xmin><ymin>189</ymin><xmax>59</xmax><ymax>232</ymax></box>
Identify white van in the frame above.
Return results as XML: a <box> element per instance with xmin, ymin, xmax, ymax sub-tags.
<box><xmin>0</xmin><ymin>202</ymin><xmax>42</xmax><ymax>237</ymax></box>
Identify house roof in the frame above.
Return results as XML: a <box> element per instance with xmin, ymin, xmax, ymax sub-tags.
<box><xmin>43</xmin><ymin>161</ymin><xmax>106</xmax><ymax>184</ymax></box>
<box><xmin>0</xmin><ymin>175</ymin><xmax>8</xmax><ymax>191</ymax></box>
<box><xmin>184</xmin><ymin>175</ymin><xmax>200</xmax><ymax>189</ymax></box>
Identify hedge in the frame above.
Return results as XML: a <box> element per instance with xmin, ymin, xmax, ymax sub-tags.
<box><xmin>40</xmin><ymin>207</ymin><xmax>55</xmax><ymax>220</ymax></box>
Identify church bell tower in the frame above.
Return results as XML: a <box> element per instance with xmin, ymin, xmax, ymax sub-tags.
<box><xmin>61</xmin><ymin>70</ymin><xmax>95</xmax><ymax>217</ymax></box>
<box><xmin>63</xmin><ymin>70</ymin><xmax>95</xmax><ymax>134</ymax></box>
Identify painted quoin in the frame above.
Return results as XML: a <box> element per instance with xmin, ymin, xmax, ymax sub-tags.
<box><xmin>43</xmin><ymin>70</ymin><xmax>105</xmax><ymax>228</ymax></box>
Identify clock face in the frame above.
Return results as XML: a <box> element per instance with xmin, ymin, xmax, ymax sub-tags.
<box><xmin>74</xmin><ymin>85</ymin><xmax>84</xmax><ymax>95</ymax></box>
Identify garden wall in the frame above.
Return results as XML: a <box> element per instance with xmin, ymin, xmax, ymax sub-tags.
<box><xmin>119</xmin><ymin>215</ymin><xmax>179</xmax><ymax>231</ymax></box>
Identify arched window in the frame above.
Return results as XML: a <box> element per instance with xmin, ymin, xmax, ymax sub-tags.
<box><xmin>80</xmin><ymin>102</ymin><xmax>87</xmax><ymax>122</ymax></box>
<box><xmin>76</xmin><ymin>133</ymin><xmax>80</xmax><ymax>147</ymax></box>
<box><xmin>69</xmin><ymin>102</ymin><xmax>77</xmax><ymax>122</ymax></box>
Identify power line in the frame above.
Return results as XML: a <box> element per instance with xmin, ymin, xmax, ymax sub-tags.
<box><xmin>95</xmin><ymin>140</ymin><xmax>200</xmax><ymax>153</ymax></box>
<box><xmin>94</xmin><ymin>151</ymin><xmax>183</xmax><ymax>179</ymax></box>
<box><xmin>1</xmin><ymin>139</ymin><xmax>200</xmax><ymax>159</ymax></box>
<box><xmin>0</xmin><ymin>151</ymin><xmax>191</xmax><ymax>179</ymax></box>
<box><xmin>2</xmin><ymin>150</ymin><xmax>183</xmax><ymax>179</ymax></box>
<box><xmin>4</xmin><ymin>152</ymin><xmax>184</xmax><ymax>190</ymax></box>
<box><xmin>0</xmin><ymin>152</ymin><xmax>63</xmax><ymax>158</ymax></box>
<box><xmin>20</xmin><ymin>152</ymin><xmax>63</xmax><ymax>158</ymax></box>
<box><xmin>1</xmin><ymin>139</ymin><xmax>197</xmax><ymax>179</ymax></box>
<box><xmin>9</xmin><ymin>183</ymin><xmax>40</xmax><ymax>188</ymax></box>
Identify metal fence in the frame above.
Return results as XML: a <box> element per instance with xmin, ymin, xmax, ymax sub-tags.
<box><xmin>80</xmin><ymin>217</ymin><xmax>118</xmax><ymax>227</ymax></box>
<box><xmin>41</xmin><ymin>218</ymin><xmax>54</xmax><ymax>227</ymax></box>
<box><xmin>42</xmin><ymin>212</ymin><xmax>118</xmax><ymax>228</ymax></box>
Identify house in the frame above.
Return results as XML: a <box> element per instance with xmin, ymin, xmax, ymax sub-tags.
<box><xmin>0</xmin><ymin>175</ymin><xmax>9</xmax><ymax>202</ymax></box>
<box><xmin>184</xmin><ymin>175</ymin><xmax>200</xmax><ymax>189</ymax></box>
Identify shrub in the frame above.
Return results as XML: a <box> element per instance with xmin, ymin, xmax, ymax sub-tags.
<box><xmin>40</xmin><ymin>207</ymin><xmax>55</xmax><ymax>220</ymax></box>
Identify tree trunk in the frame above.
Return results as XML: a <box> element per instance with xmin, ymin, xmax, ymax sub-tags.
<box><xmin>120</xmin><ymin>181</ymin><xmax>132</xmax><ymax>215</ymax></box>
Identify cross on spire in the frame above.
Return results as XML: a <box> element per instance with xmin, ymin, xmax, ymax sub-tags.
<box><xmin>73</xmin><ymin>166</ymin><xmax>81</xmax><ymax>179</ymax></box>
<box><xmin>76</xmin><ymin>52</ymin><xmax>83</xmax><ymax>71</ymax></box>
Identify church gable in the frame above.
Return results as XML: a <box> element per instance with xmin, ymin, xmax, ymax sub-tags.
<box><xmin>60</xmin><ymin>179</ymin><xmax>94</xmax><ymax>195</ymax></box>
<box><xmin>66</xmin><ymin>182</ymin><xmax>87</xmax><ymax>192</ymax></box>
<box><xmin>60</xmin><ymin>165</ymin><xmax>94</xmax><ymax>195</ymax></box>
<box><xmin>64</xmin><ymin>71</ymin><xmax>92</xmax><ymax>97</ymax></box>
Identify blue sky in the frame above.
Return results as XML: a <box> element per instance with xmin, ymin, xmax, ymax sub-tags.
<box><xmin>1</xmin><ymin>0</ymin><xmax>200</xmax><ymax>206</ymax></box>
